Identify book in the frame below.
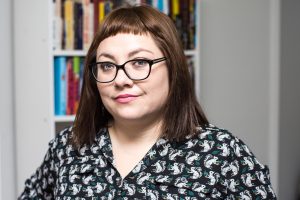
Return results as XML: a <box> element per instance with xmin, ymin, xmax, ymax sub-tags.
<box><xmin>181</xmin><ymin>0</ymin><xmax>189</xmax><ymax>49</ymax></box>
<box><xmin>61</xmin><ymin>0</ymin><xmax>66</xmax><ymax>49</ymax></box>
<box><xmin>64</xmin><ymin>0</ymin><xmax>74</xmax><ymax>49</ymax></box>
<box><xmin>99</xmin><ymin>1</ymin><xmax>105</xmax><ymax>24</ymax></box>
<box><xmin>53</xmin><ymin>0</ymin><xmax>63</xmax><ymax>50</ymax></box>
<box><xmin>171</xmin><ymin>0</ymin><xmax>179</xmax><ymax>21</ymax></box>
<box><xmin>93</xmin><ymin>0</ymin><xmax>100</xmax><ymax>34</ymax></box>
<box><xmin>66</xmin><ymin>57</ymin><xmax>75</xmax><ymax>115</ymax></box>
<box><xmin>162</xmin><ymin>0</ymin><xmax>169</xmax><ymax>15</ymax></box>
<box><xmin>83</xmin><ymin>0</ymin><xmax>93</xmax><ymax>50</ymax></box>
<box><xmin>54</xmin><ymin>56</ymin><xmax>67</xmax><ymax>116</ymax></box>
<box><xmin>104</xmin><ymin>1</ymin><xmax>113</xmax><ymax>16</ymax></box>
<box><xmin>89</xmin><ymin>1</ymin><xmax>95</xmax><ymax>48</ymax></box>
<box><xmin>189</xmin><ymin>0</ymin><xmax>196</xmax><ymax>49</ymax></box>
<box><xmin>79</xmin><ymin>57</ymin><xmax>85</xmax><ymax>96</ymax></box>
<box><xmin>173</xmin><ymin>0</ymin><xmax>183</xmax><ymax>48</ymax></box>
<box><xmin>73</xmin><ymin>56</ymin><xmax>81</xmax><ymax>113</ymax></box>
<box><xmin>74</xmin><ymin>0</ymin><xmax>83</xmax><ymax>49</ymax></box>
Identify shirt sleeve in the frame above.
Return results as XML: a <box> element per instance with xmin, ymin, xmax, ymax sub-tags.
<box><xmin>18</xmin><ymin>140</ymin><xmax>57</xmax><ymax>200</ymax></box>
<box><xmin>224</xmin><ymin>136</ymin><xmax>277</xmax><ymax>199</ymax></box>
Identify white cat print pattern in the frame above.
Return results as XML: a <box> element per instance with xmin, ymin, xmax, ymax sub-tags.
<box><xmin>19</xmin><ymin>124</ymin><xmax>277</xmax><ymax>199</ymax></box>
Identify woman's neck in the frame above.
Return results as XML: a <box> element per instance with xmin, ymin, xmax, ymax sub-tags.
<box><xmin>108</xmin><ymin>118</ymin><xmax>163</xmax><ymax>178</ymax></box>
<box><xmin>108</xmin><ymin>118</ymin><xmax>163</xmax><ymax>146</ymax></box>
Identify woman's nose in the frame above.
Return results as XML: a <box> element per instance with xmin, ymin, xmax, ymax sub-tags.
<box><xmin>113</xmin><ymin>69</ymin><xmax>134</xmax><ymax>87</ymax></box>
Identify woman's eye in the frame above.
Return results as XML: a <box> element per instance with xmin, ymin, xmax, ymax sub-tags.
<box><xmin>99</xmin><ymin>63</ymin><xmax>115</xmax><ymax>71</ymax></box>
<box><xmin>133</xmin><ymin>60</ymin><xmax>148</xmax><ymax>66</ymax></box>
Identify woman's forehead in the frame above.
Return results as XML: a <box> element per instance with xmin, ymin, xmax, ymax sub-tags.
<box><xmin>96</xmin><ymin>33</ymin><xmax>162</xmax><ymax>61</ymax></box>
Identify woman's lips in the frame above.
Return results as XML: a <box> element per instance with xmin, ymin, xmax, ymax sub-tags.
<box><xmin>114</xmin><ymin>94</ymin><xmax>138</xmax><ymax>103</ymax></box>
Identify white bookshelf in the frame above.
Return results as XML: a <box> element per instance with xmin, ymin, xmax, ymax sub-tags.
<box><xmin>54</xmin><ymin>115</ymin><xmax>75</xmax><ymax>122</ymax></box>
<box><xmin>53</xmin><ymin>50</ymin><xmax>87</xmax><ymax>57</ymax></box>
<box><xmin>14</xmin><ymin>0</ymin><xmax>201</xmax><ymax>194</ymax></box>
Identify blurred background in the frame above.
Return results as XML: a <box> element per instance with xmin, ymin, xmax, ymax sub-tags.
<box><xmin>1</xmin><ymin>0</ymin><xmax>300</xmax><ymax>199</ymax></box>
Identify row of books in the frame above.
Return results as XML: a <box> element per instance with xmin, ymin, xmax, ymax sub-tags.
<box><xmin>54</xmin><ymin>56</ymin><xmax>84</xmax><ymax>116</ymax></box>
<box><xmin>53</xmin><ymin>0</ymin><xmax>197</xmax><ymax>51</ymax></box>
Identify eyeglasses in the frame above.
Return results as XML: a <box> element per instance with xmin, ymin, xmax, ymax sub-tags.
<box><xmin>90</xmin><ymin>57</ymin><xmax>167</xmax><ymax>83</ymax></box>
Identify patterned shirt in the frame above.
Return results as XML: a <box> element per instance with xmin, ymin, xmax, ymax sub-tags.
<box><xmin>19</xmin><ymin>124</ymin><xmax>277</xmax><ymax>199</ymax></box>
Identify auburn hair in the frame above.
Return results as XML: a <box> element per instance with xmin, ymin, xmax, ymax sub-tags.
<box><xmin>72</xmin><ymin>5</ymin><xmax>209</xmax><ymax>147</ymax></box>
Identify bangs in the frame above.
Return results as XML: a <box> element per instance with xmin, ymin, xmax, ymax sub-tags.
<box><xmin>100</xmin><ymin>7</ymin><xmax>149</xmax><ymax>38</ymax></box>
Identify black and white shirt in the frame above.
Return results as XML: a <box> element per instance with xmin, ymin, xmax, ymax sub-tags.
<box><xmin>19</xmin><ymin>124</ymin><xmax>277</xmax><ymax>199</ymax></box>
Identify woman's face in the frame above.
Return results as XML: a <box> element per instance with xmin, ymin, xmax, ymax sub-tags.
<box><xmin>96</xmin><ymin>33</ymin><xmax>169</xmax><ymax>125</ymax></box>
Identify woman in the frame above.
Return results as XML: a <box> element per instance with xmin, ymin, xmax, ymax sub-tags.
<box><xmin>20</xmin><ymin>5</ymin><xmax>276</xmax><ymax>199</ymax></box>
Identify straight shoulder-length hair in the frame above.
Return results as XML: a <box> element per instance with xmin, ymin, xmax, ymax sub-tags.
<box><xmin>72</xmin><ymin>5</ymin><xmax>209</xmax><ymax>147</ymax></box>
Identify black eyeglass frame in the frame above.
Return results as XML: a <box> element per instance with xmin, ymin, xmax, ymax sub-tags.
<box><xmin>90</xmin><ymin>57</ymin><xmax>167</xmax><ymax>83</ymax></box>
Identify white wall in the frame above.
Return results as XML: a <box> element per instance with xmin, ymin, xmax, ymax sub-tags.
<box><xmin>14</xmin><ymin>0</ymin><xmax>54</xmax><ymax>193</ymax></box>
<box><xmin>279</xmin><ymin>0</ymin><xmax>300</xmax><ymax>199</ymax></box>
<box><xmin>199</xmin><ymin>0</ymin><xmax>279</xmax><ymax>192</ymax></box>
<box><xmin>0</xmin><ymin>0</ymin><xmax>17</xmax><ymax>199</ymax></box>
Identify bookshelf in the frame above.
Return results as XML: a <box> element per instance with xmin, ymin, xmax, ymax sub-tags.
<box><xmin>14</xmin><ymin>0</ymin><xmax>201</xmax><ymax>193</ymax></box>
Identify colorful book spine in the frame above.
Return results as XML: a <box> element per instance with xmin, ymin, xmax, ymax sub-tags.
<box><xmin>93</xmin><ymin>0</ymin><xmax>99</xmax><ymax>34</ymax></box>
<box><xmin>74</xmin><ymin>1</ymin><xmax>83</xmax><ymax>50</ymax></box>
<box><xmin>64</xmin><ymin>0</ymin><xmax>74</xmax><ymax>50</ymax></box>
<box><xmin>54</xmin><ymin>56</ymin><xmax>67</xmax><ymax>116</ymax></box>
<box><xmin>89</xmin><ymin>1</ymin><xmax>94</xmax><ymax>49</ymax></box>
<box><xmin>53</xmin><ymin>0</ymin><xmax>63</xmax><ymax>50</ymax></box>
<box><xmin>104</xmin><ymin>1</ymin><xmax>112</xmax><ymax>16</ymax></box>
<box><xmin>188</xmin><ymin>0</ymin><xmax>195</xmax><ymax>49</ymax></box>
<box><xmin>73</xmin><ymin>56</ymin><xmax>81</xmax><ymax>114</ymax></box>
<box><xmin>181</xmin><ymin>0</ymin><xmax>189</xmax><ymax>49</ymax></box>
<box><xmin>61</xmin><ymin>0</ymin><xmax>66</xmax><ymax>49</ymax></box>
<box><xmin>66</xmin><ymin>57</ymin><xmax>75</xmax><ymax>115</ymax></box>
<box><xmin>171</xmin><ymin>0</ymin><xmax>179</xmax><ymax>21</ymax></box>
<box><xmin>162</xmin><ymin>0</ymin><xmax>169</xmax><ymax>15</ymax></box>
<box><xmin>99</xmin><ymin>1</ymin><xmax>105</xmax><ymax>24</ymax></box>
<box><xmin>79</xmin><ymin>57</ymin><xmax>85</xmax><ymax>97</ymax></box>
<box><xmin>83</xmin><ymin>0</ymin><xmax>92</xmax><ymax>50</ymax></box>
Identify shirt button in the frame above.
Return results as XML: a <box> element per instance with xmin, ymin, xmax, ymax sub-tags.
<box><xmin>116</xmin><ymin>177</ymin><xmax>123</xmax><ymax>187</ymax></box>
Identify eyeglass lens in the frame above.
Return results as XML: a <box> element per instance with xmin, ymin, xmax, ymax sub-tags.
<box><xmin>93</xmin><ymin>59</ymin><xmax>151</xmax><ymax>82</ymax></box>
<box><xmin>92</xmin><ymin>57</ymin><xmax>166</xmax><ymax>83</ymax></box>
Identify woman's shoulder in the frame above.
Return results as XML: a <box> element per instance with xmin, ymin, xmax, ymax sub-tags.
<box><xmin>186</xmin><ymin>124</ymin><xmax>256</xmax><ymax>158</ymax></box>
<box><xmin>195</xmin><ymin>124</ymin><xmax>236</xmax><ymax>143</ymax></box>
<box><xmin>48</xmin><ymin>126</ymin><xmax>74</xmax><ymax>151</ymax></box>
<box><xmin>48</xmin><ymin>127</ymin><xmax>108</xmax><ymax>158</ymax></box>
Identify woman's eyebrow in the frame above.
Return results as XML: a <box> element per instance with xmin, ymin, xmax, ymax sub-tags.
<box><xmin>128</xmin><ymin>48</ymin><xmax>154</xmax><ymax>57</ymax></box>
<box><xmin>97</xmin><ymin>48</ymin><xmax>154</xmax><ymax>60</ymax></box>
<box><xmin>97</xmin><ymin>53</ymin><xmax>115</xmax><ymax>61</ymax></box>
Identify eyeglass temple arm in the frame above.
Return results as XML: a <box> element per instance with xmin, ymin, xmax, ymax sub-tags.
<box><xmin>152</xmin><ymin>57</ymin><xmax>167</xmax><ymax>64</ymax></box>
